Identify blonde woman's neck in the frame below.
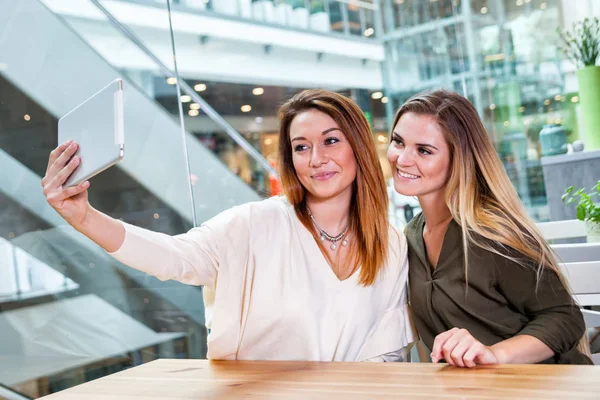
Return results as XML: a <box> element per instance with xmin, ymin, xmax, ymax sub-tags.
<box><xmin>418</xmin><ymin>192</ymin><xmax>452</xmax><ymax>228</ymax></box>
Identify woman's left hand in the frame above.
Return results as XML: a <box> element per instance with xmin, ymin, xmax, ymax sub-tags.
<box><xmin>431</xmin><ymin>328</ymin><xmax>499</xmax><ymax>368</ymax></box>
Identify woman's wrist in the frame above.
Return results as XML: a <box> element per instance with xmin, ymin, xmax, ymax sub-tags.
<box><xmin>489</xmin><ymin>343</ymin><xmax>510</xmax><ymax>364</ymax></box>
<box><xmin>75</xmin><ymin>205</ymin><xmax>98</xmax><ymax>234</ymax></box>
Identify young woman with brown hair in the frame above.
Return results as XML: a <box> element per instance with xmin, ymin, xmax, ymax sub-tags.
<box><xmin>387</xmin><ymin>89</ymin><xmax>591</xmax><ymax>367</ymax></box>
<box><xmin>42</xmin><ymin>89</ymin><xmax>415</xmax><ymax>362</ymax></box>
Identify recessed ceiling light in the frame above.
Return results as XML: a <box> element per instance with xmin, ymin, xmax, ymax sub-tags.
<box><xmin>166</xmin><ymin>77</ymin><xmax>177</xmax><ymax>85</ymax></box>
<box><xmin>188</xmin><ymin>109</ymin><xmax>199</xmax><ymax>117</ymax></box>
<box><xmin>252</xmin><ymin>87</ymin><xmax>264</xmax><ymax>96</ymax></box>
<box><xmin>24</xmin><ymin>114</ymin><xmax>31</xmax><ymax>121</ymax></box>
<box><xmin>194</xmin><ymin>83</ymin><xmax>207</xmax><ymax>92</ymax></box>
<box><xmin>180</xmin><ymin>95</ymin><xmax>192</xmax><ymax>103</ymax></box>
<box><xmin>364</xmin><ymin>28</ymin><xmax>375</xmax><ymax>37</ymax></box>
<box><xmin>241</xmin><ymin>105</ymin><xmax>252</xmax><ymax>112</ymax></box>
<box><xmin>190</xmin><ymin>103</ymin><xmax>200</xmax><ymax>110</ymax></box>
<box><xmin>381</xmin><ymin>97</ymin><xmax>388</xmax><ymax>103</ymax></box>
<box><xmin>371</xmin><ymin>91</ymin><xmax>383</xmax><ymax>100</ymax></box>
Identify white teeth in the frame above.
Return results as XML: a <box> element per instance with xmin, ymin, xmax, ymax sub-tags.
<box><xmin>398</xmin><ymin>171</ymin><xmax>419</xmax><ymax>179</ymax></box>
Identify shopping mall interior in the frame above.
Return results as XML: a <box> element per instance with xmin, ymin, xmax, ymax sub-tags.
<box><xmin>1</xmin><ymin>0</ymin><xmax>599</xmax><ymax>398</ymax></box>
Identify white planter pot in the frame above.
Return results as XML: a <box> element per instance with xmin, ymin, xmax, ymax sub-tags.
<box><xmin>290</xmin><ymin>7</ymin><xmax>308</xmax><ymax>29</ymax></box>
<box><xmin>252</xmin><ymin>0</ymin><xmax>275</xmax><ymax>23</ymax></box>
<box><xmin>239</xmin><ymin>0</ymin><xmax>252</xmax><ymax>18</ymax></box>
<box><xmin>309</xmin><ymin>11</ymin><xmax>330</xmax><ymax>32</ymax></box>
<box><xmin>274</xmin><ymin>3</ymin><xmax>293</xmax><ymax>25</ymax></box>
<box><xmin>586</xmin><ymin>220</ymin><xmax>600</xmax><ymax>243</ymax></box>
<box><xmin>213</xmin><ymin>0</ymin><xmax>239</xmax><ymax>15</ymax></box>
<box><xmin>180</xmin><ymin>0</ymin><xmax>207</xmax><ymax>10</ymax></box>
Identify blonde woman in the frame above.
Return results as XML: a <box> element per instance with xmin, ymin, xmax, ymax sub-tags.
<box><xmin>387</xmin><ymin>89</ymin><xmax>591</xmax><ymax>367</ymax></box>
<box><xmin>42</xmin><ymin>89</ymin><xmax>415</xmax><ymax>362</ymax></box>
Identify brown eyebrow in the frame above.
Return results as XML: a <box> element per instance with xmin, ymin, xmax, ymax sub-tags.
<box><xmin>291</xmin><ymin>127</ymin><xmax>342</xmax><ymax>142</ymax></box>
<box><xmin>392</xmin><ymin>131</ymin><xmax>439</xmax><ymax>151</ymax></box>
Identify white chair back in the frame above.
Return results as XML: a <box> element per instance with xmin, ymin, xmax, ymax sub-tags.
<box><xmin>559</xmin><ymin>260</ymin><xmax>600</xmax><ymax>306</ymax></box>
<box><xmin>537</xmin><ymin>219</ymin><xmax>586</xmax><ymax>241</ymax></box>
<box><xmin>582</xmin><ymin>310</ymin><xmax>600</xmax><ymax>365</ymax></box>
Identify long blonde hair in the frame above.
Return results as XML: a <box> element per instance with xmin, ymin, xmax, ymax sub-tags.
<box><xmin>392</xmin><ymin>89</ymin><xmax>589</xmax><ymax>354</ymax></box>
<box><xmin>278</xmin><ymin>89</ymin><xmax>389</xmax><ymax>286</ymax></box>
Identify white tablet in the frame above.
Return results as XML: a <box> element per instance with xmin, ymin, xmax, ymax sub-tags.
<box><xmin>58</xmin><ymin>79</ymin><xmax>124</xmax><ymax>188</ymax></box>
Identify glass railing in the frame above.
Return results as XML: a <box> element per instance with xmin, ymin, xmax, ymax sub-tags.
<box><xmin>164</xmin><ymin>0</ymin><xmax>383</xmax><ymax>39</ymax></box>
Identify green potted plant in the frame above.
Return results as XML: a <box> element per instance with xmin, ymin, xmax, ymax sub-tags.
<box><xmin>562</xmin><ymin>180</ymin><xmax>600</xmax><ymax>243</ymax></box>
<box><xmin>557</xmin><ymin>17</ymin><xmax>600</xmax><ymax>150</ymax></box>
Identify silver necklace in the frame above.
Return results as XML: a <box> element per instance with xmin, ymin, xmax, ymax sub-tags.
<box><xmin>307</xmin><ymin>207</ymin><xmax>349</xmax><ymax>250</ymax></box>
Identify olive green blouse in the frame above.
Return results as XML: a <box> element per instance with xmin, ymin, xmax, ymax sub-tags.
<box><xmin>406</xmin><ymin>213</ymin><xmax>592</xmax><ymax>365</ymax></box>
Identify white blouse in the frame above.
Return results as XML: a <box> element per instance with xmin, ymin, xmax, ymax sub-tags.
<box><xmin>109</xmin><ymin>196</ymin><xmax>416</xmax><ymax>361</ymax></box>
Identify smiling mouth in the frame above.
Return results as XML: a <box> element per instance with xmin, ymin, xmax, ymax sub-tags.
<box><xmin>312</xmin><ymin>172</ymin><xmax>337</xmax><ymax>180</ymax></box>
<box><xmin>397</xmin><ymin>170</ymin><xmax>421</xmax><ymax>179</ymax></box>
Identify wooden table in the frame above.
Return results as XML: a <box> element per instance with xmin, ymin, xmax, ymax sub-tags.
<box><xmin>40</xmin><ymin>359</ymin><xmax>600</xmax><ymax>399</ymax></box>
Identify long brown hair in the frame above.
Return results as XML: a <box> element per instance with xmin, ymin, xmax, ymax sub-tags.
<box><xmin>278</xmin><ymin>89</ymin><xmax>389</xmax><ymax>286</ymax></box>
<box><xmin>392</xmin><ymin>89</ymin><xmax>589</xmax><ymax>354</ymax></box>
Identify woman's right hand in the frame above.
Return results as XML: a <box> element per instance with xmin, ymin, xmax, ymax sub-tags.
<box><xmin>42</xmin><ymin>140</ymin><xmax>92</xmax><ymax>230</ymax></box>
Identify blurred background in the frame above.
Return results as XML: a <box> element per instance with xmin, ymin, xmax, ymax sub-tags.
<box><xmin>1</xmin><ymin>0</ymin><xmax>599</xmax><ymax>397</ymax></box>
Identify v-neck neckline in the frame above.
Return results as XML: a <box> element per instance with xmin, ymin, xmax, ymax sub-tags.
<box><xmin>410</xmin><ymin>213</ymin><xmax>455</xmax><ymax>279</ymax></box>
<box><xmin>289</xmin><ymin>204</ymin><xmax>360</xmax><ymax>286</ymax></box>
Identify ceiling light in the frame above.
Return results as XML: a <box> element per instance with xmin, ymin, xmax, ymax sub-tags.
<box><xmin>166</xmin><ymin>77</ymin><xmax>177</xmax><ymax>85</ymax></box>
<box><xmin>489</xmin><ymin>103</ymin><xmax>496</xmax><ymax>110</ymax></box>
<box><xmin>190</xmin><ymin>103</ymin><xmax>200</xmax><ymax>110</ymax></box>
<box><xmin>24</xmin><ymin>114</ymin><xmax>31</xmax><ymax>121</ymax></box>
<box><xmin>194</xmin><ymin>83</ymin><xmax>207</xmax><ymax>92</ymax></box>
<box><xmin>180</xmin><ymin>95</ymin><xmax>192</xmax><ymax>103</ymax></box>
<box><xmin>543</xmin><ymin>99</ymin><xmax>550</xmax><ymax>105</ymax></box>
<box><xmin>364</xmin><ymin>28</ymin><xmax>375</xmax><ymax>37</ymax></box>
<box><xmin>571</xmin><ymin>96</ymin><xmax>579</xmax><ymax>103</ymax></box>
<box><xmin>377</xmin><ymin>135</ymin><xmax>387</xmax><ymax>143</ymax></box>
<box><xmin>381</xmin><ymin>97</ymin><xmax>388</xmax><ymax>103</ymax></box>
<box><xmin>241</xmin><ymin>105</ymin><xmax>252</xmax><ymax>112</ymax></box>
<box><xmin>371</xmin><ymin>91</ymin><xmax>383</xmax><ymax>100</ymax></box>
<box><xmin>188</xmin><ymin>109</ymin><xmax>199</xmax><ymax>117</ymax></box>
<box><xmin>252</xmin><ymin>87</ymin><xmax>264</xmax><ymax>96</ymax></box>
<box><xmin>481</xmin><ymin>6</ymin><xmax>488</xmax><ymax>14</ymax></box>
<box><xmin>264</xmin><ymin>138</ymin><xmax>273</xmax><ymax>146</ymax></box>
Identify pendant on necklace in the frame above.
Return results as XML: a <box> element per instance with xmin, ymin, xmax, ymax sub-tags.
<box><xmin>330</xmin><ymin>243</ymin><xmax>337</xmax><ymax>250</ymax></box>
<box><xmin>342</xmin><ymin>239</ymin><xmax>348</xmax><ymax>247</ymax></box>
<box><xmin>320</xmin><ymin>235</ymin><xmax>326</xmax><ymax>241</ymax></box>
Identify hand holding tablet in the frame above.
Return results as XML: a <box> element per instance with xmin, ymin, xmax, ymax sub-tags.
<box><xmin>57</xmin><ymin>78</ymin><xmax>125</xmax><ymax>187</ymax></box>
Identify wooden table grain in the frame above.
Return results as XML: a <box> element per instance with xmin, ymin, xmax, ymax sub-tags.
<box><xmin>39</xmin><ymin>359</ymin><xmax>600</xmax><ymax>399</ymax></box>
